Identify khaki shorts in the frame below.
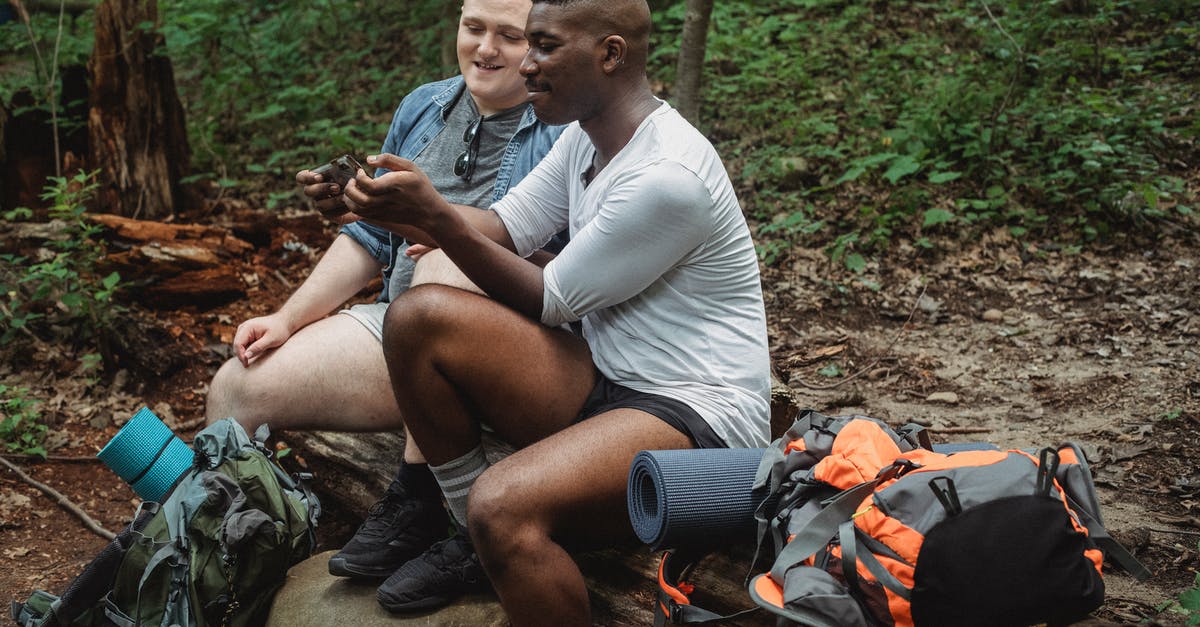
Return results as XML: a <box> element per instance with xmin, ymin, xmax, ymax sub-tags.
<box><xmin>339</xmin><ymin>302</ymin><xmax>388</xmax><ymax>342</ymax></box>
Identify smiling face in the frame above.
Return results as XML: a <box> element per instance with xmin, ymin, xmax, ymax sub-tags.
<box><xmin>520</xmin><ymin>4</ymin><xmax>606</xmax><ymax>126</ymax></box>
<box><xmin>458</xmin><ymin>0</ymin><xmax>534</xmax><ymax>115</ymax></box>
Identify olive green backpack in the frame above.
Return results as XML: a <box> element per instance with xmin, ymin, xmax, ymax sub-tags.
<box><xmin>11</xmin><ymin>418</ymin><xmax>320</xmax><ymax>627</ymax></box>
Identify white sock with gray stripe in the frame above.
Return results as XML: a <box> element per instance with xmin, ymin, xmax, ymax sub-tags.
<box><xmin>429</xmin><ymin>444</ymin><xmax>489</xmax><ymax>528</ymax></box>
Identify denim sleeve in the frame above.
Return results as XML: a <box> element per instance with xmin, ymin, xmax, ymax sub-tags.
<box><xmin>339</xmin><ymin>221</ymin><xmax>392</xmax><ymax>267</ymax></box>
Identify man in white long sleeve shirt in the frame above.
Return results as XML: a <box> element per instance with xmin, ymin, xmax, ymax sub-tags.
<box><xmin>341</xmin><ymin>0</ymin><xmax>770</xmax><ymax>623</ymax></box>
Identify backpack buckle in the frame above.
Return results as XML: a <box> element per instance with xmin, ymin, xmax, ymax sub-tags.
<box><xmin>668</xmin><ymin>599</ymin><xmax>685</xmax><ymax>623</ymax></box>
<box><xmin>877</xmin><ymin>458</ymin><xmax>918</xmax><ymax>481</ymax></box>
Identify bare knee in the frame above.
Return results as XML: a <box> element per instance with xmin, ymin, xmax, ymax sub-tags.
<box><xmin>205</xmin><ymin>357</ymin><xmax>263</xmax><ymax>432</ymax></box>
<box><xmin>381</xmin><ymin>285</ymin><xmax>464</xmax><ymax>355</ymax></box>
<box><xmin>467</xmin><ymin>469</ymin><xmax>544</xmax><ymax>568</ymax></box>
<box><xmin>206</xmin><ymin>358</ymin><xmax>244</xmax><ymax>422</ymax></box>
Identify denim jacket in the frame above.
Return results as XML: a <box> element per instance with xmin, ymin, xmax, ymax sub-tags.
<box><xmin>341</xmin><ymin>75</ymin><xmax>565</xmax><ymax>302</ymax></box>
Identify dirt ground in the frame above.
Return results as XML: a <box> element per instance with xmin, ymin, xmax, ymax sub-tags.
<box><xmin>0</xmin><ymin>206</ymin><xmax>1197</xmax><ymax>625</ymax></box>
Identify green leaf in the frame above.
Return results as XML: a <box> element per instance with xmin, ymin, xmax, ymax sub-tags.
<box><xmin>923</xmin><ymin>208</ymin><xmax>955</xmax><ymax>227</ymax></box>
<box><xmin>883</xmin><ymin>155</ymin><xmax>921</xmax><ymax>184</ymax></box>
<box><xmin>844</xmin><ymin>253</ymin><xmax>866</xmax><ymax>273</ymax></box>
<box><xmin>1180</xmin><ymin>587</ymin><xmax>1200</xmax><ymax>611</ymax></box>
<box><xmin>835</xmin><ymin>165</ymin><xmax>867</xmax><ymax>185</ymax></box>
<box><xmin>817</xmin><ymin>364</ymin><xmax>843</xmax><ymax>378</ymax></box>
<box><xmin>927</xmin><ymin>171</ymin><xmax>962</xmax><ymax>184</ymax></box>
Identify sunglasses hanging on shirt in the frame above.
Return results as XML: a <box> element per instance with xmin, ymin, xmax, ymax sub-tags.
<box><xmin>454</xmin><ymin>116</ymin><xmax>483</xmax><ymax>182</ymax></box>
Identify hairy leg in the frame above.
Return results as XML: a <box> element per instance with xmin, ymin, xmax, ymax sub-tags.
<box><xmin>206</xmin><ymin>313</ymin><xmax>406</xmax><ymax>434</ymax></box>
<box><xmin>410</xmin><ymin>249</ymin><xmax>484</xmax><ymax>295</ymax></box>
<box><xmin>468</xmin><ymin>410</ymin><xmax>693</xmax><ymax>626</ymax></box>
<box><xmin>382</xmin><ymin>285</ymin><xmax>692</xmax><ymax>624</ymax></box>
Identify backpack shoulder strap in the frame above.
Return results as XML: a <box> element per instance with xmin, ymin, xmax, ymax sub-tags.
<box><xmin>1055</xmin><ymin>443</ymin><xmax>1151</xmax><ymax>581</ymax></box>
<box><xmin>768</xmin><ymin>478</ymin><xmax>881</xmax><ymax>583</ymax></box>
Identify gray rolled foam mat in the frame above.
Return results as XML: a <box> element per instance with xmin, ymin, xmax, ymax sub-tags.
<box><xmin>627</xmin><ymin>447</ymin><xmax>766</xmax><ymax>550</ymax></box>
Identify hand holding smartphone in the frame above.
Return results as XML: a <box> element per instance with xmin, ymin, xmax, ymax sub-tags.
<box><xmin>304</xmin><ymin>155</ymin><xmax>370</xmax><ymax>221</ymax></box>
<box><xmin>311</xmin><ymin>155</ymin><xmax>368</xmax><ymax>191</ymax></box>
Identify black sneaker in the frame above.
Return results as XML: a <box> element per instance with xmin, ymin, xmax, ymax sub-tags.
<box><xmin>327</xmin><ymin>479</ymin><xmax>449</xmax><ymax>578</ymax></box>
<box><xmin>376</xmin><ymin>532</ymin><xmax>489</xmax><ymax>612</ymax></box>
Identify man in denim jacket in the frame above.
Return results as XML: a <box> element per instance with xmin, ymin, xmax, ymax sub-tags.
<box><xmin>204</xmin><ymin>0</ymin><xmax>563</xmax><ymax>611</ymax></box>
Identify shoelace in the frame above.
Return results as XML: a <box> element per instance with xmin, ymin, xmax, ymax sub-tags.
<box><xmin>356</xmin><ymin>485</ymin><xmax>413</xmax><ymax>538</ymax></box>
<box><xmin>425</xmin><ymin>535</ymin><xmax>472</xmax><ymax>567</ymax></box>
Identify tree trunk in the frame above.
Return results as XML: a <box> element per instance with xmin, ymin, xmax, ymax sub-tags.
<box><xmin>674</xmin><ymin>0</ymin><xmax>715</xmax><ymax>126</ymax></box>
<box><xmin>88</xmin><ymin>0</ymin><xmax>192</xmax><ymax>219</ymax></box>
<box><xmin>440</xmin><ymin>1</ymin><xmax>458</xmax><ymax>73</ymax></box>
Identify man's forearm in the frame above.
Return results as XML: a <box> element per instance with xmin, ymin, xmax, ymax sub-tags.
<box><xmin>363</xmin><ymin>204</ymin><xmax>515</xmax><ymax>252</ymax></box>
<box><xmin>429</xmin><ymin>209</ymin><xmax>545</xmax><ymax>320</ymax></box>
<box><xmin>276</xmin><ymin>234</ymin><xmax>382</xmax><ymax>331</ymax></box>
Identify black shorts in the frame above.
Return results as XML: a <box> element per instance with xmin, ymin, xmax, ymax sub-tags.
<box><xmin>576</xmin><ymin>374</ymin><xmax>725</xmax><ymax>449</ymax></box>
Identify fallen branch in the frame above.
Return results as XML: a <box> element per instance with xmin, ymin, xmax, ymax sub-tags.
<box><xmin>1148</xmin><ymin>526</ymin><xmax>1200</xmax><ymax>537</ymax></box>
<box><xmin>0</xmin><ymin>455</ymin><xmax>117</xmax><ymax>541</ymax></box>
<box><xmin>0</xmin><ymin>453</ymin><xmax>104</xmax><ymax>463</ymax></box>
<box><xmin>272</xmin><ymin>269</ymin><xmax>293</xmax><ymax>290</ymax></box>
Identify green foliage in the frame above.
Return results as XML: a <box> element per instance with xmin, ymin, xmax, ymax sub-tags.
<box><xmin>5</xmin><ymin>0</ymin><xmax>1196</xmax><ymax>259</ymax></box>
<box><xmin>0</xmin><ymin>7</ymin><xmax>94</xmax><ymax>113</ymax></box>
<box><xmin>0</xmin><ymin>172</ymin><xmax>123</xmax><ymax>365</ymax></box>
<box><xmin>1159</xmin><ymin>408</ymin><xmax>1184</xmax><ymax>421</ymax></box>
<box><xmin>647</xmin><ymin>0</ymin><xmax>1199</xmax><ymax>265</ymax></box>
<box><xmin>156</xmin><ymin>0</ymin><xmax>454</xmax><ymax>202</ymax></box>
<box><xmin>0</xmin><ymin>384</ymin><xmax>48</xmax><ymax>458</ymax></box>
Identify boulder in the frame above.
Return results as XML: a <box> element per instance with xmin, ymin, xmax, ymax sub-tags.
<box><xmin>269</xmin><ymin>548</ymin><xmax>771</xmax><ymax>626</ymax></box>
<box><xmin>267</xmin><ymin>550</ymin><xmax>508</xmax><ymax>627</ymax></box>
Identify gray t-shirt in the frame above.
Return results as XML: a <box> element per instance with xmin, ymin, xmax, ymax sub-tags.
<box><xmin>382</xmin><ymin>94</ymin><xmax>525</xmax><ymax>299</ymax></box>
<box><xmin>415</xmin><ymin>94</ymin><xmax>525</xmax><ymax>209</ymax></box>
<box><xmin>346</xmin><ymin>94</ymin><xmax>531</xmax><ymax>340</ymax></box>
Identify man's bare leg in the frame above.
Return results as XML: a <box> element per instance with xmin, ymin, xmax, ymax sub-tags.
<box><xmin>207</xmin><ymin>310</ymin><xmax>445</xmax><ymax>579</ymax></box>
<box><xmin>380</xmin><ymin>285</ymin><xmax>694</xmax><ymax>623</ymax></box>
<box><xmin>381</xmin><ymin>285</ymin><xmax>596</xmax><ymax>465</ymax></box>
<box><xmin>470</xmin><ymin>410</ymin><xmax>692</xmax><ymax>626</ymax></box>
<box><xmin>410</xmin><ymin>248</ymin><xmax>485</xmax><ymax>295</ymax></box>
<box><xmin>206</xmin><ymin>249</ymin><xmax>477</xmax><ymax>455</ymax></box>
<box><xmin>206</xmin><ymin>313</ymin><xmax>407</xmax><ymax>434</ymax></box>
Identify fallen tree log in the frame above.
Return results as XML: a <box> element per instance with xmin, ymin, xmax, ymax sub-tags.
<box><xmin>87</xmin><ymin>213</ymin><xmax>255</xmax><ymax>309</ymax></box>
<box><xmin>268</xmin><ymin>544</ymin><xmax>771</xmax><ymax>626</ymax></box>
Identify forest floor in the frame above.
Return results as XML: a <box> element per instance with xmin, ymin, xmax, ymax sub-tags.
<box><xmin>0</xmin><ymin>203</ymin><xmax>1197</xmax><ymax>625</ymax></box>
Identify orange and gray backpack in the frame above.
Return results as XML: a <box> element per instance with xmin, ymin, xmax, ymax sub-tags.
<box><xmin>743</xmin><ymin>410</ymin><xmax>1150</xmax><ymax>627</ymax></box>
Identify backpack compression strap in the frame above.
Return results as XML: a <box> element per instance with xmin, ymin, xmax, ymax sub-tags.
<box><xmin>654</xmin><ymin>550</ymin><xmax>760</xmax><ymax>626</ymax></box>
<box><xmin>768</xmin><ymin>475</ymin><xmax>888</xmax><ymax>584</ymax></box>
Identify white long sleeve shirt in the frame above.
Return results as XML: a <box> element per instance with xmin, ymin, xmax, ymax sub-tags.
<box><xmin>493</xmin><ymin>102</ymin><xmax>770</xmax><ymax>448</ymax></box>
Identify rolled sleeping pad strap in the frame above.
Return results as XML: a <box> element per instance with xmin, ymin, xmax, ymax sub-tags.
<box><xmin>627</xmin><ymin>448</ymin><xmax>766</xmax><ymax>551</ymax></box>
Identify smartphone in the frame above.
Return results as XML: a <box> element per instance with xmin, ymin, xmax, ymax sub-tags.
<box><xmin>311</xmin><ymin>155</ymin><xmax>367</xmax><ymax>189</ymax></box>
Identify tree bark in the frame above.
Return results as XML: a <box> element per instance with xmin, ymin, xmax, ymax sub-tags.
<box><xmin>88</xmin><ymin>0</ymin><xmax>192</xmax><ymax>219</ymax></box>
<box><xmin>440</xmin><ymin>1</ymin><xmax>458</xmax><ymax>72</ymax></box>
<box><xmin>674</xmin><ymin>0</ymin><xmax>715</xmax><ymax>126</ymax></box>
